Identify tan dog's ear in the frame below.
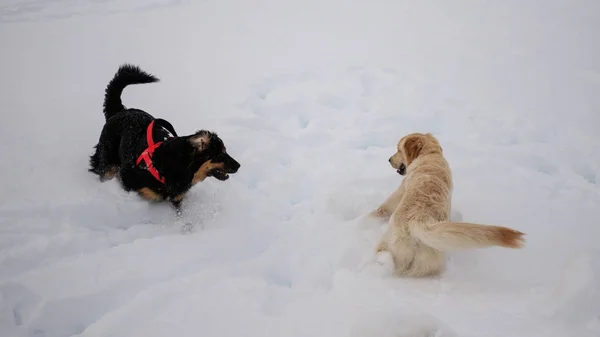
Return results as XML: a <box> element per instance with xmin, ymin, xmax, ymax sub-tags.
<box><xmin>403</xmin><ymin>135</ymin><xmax>424</xmax><ymax>165</ymax></box>
<box><xmin>424</xmin><ymin>133</ymin><xmax>443</xmax><ymax>153</ymax></box>
<box><xmin>189</xmin><ymin>132</ymin><xmax>210</xmax><ymax>151</ymax></box>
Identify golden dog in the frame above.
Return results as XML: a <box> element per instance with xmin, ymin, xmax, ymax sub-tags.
<box><xmin>370</xmin><ymin>132</ymin><xmax>525</xmax><ymax>277</ymax></box>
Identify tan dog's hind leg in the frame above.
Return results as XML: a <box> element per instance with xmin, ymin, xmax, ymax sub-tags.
<box><xmin>388</xmin><ymin>239</ymin><xmax>417</xmax><ymax>276</ymax></box>
<box><xmin>376</xmin><ymin>223</ymin><xmax>393</xmax><ymax>253</ymax></box>
<box><xmin>376</xmin><ymin>240</ymin><xmax>388</xmax><ymax>253</ymax></box>
<box><xmin>402</xmin><ymin>246</ymin><xmax>446</xmax><ymax>277</ymax></box>
<box><xmin>377</xmin><ymin>224</ymin><xmax>420</xmax><ymax>276</ymax></box>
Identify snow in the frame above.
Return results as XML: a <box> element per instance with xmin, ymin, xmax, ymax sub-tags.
<box><xmin>1</xmin><ymin>0</ymin><xmax>599</xmax><ymax>336</ymax></box>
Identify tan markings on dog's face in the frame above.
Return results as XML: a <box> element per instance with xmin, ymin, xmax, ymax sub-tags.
<box><xmin>138</xmin><ymin>187</ymin><xmax>163</xmax><ymax>201</ymax></box>
<box><xmin>173</xmin><ymin>193</ymin><xmax>186</xmax><ymax>201</ymax></box>
<box><xmin>192</xmin><ymin>160</ymin><xmax>225</xmax><ymax>185</ymax></box>
<box><xmin>189</xmin><ymin>133</ymin><xmax>211</xmax><ymax>151</ymax></box>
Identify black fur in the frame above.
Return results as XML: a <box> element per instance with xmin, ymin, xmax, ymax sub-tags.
<box><xmin>103</xmin><ymin>64</ymin><xmax>159</xmax><ymax>121</ymax></box>
<box><xmin>89</xmin><ymin>64</ymin><xmax>240</xmax><ymax>212</ymax></box>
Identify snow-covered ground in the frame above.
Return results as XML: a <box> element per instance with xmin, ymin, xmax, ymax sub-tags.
<box><xmin>1</xmin><ymin>0</ymin><xmax>599</xmax><ymax>336</ymax></box>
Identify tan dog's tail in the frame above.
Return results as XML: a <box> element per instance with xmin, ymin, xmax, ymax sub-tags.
<box><xmin>411</xmin><ymin>221</ymin><xmax>525</xmax><ymax>251</ymax></box>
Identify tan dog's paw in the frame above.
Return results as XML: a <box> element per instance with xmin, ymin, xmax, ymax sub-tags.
<box><xmin>376</xmin><ymin>240</ymin><xmax>388</xmax><ymax>253</ymax></box>
<box><xmin>376</xmin><ymin>251</ymin><xmax>393</xmax><ymax>265</ymax></box>
<box><xmin>372</xmin><ymin>250</ymin><xmax>395</xmax><ymax>276</ymax></box>
<box><xmin>369</xmin><ymin>207</ymin><xmax>390</xmax><ymax>218</ymax></box>
<box><xmin>353</xmin><ymin>213</ymin><xmax>386</xmax><ymax>230</ymax></box>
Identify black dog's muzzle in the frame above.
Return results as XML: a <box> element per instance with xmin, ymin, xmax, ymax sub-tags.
<box><xmin>208</xmin><ymin>153</ymin><xmax>241</xmax><ymax>181</ymax></box>
<box><xmin>222</xmin><ymin>154</ymin><xmax>240</xmax><ymax>174</ymax></box>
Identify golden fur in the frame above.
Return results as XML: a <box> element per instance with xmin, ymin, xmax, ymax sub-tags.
<box><xmin>370</xmin><ymin>132</ymin><xmax>525</xmax><ymax>277</ymax></box>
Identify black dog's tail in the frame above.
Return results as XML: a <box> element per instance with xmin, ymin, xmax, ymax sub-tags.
<box><xmin>103</xmin><ymin>64</ymin><xmax>159</xmax><ymax>121</ymax></box>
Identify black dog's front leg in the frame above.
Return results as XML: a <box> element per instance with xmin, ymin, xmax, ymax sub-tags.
<box><xmin>171</xmin><ymin>198</ymin><xmax>183</xmax><ymax>217</ymax></box>
<box><xmin>171</xmin><ymin>192</ymin><xmax>187</xmax><ymax>217</ymax></box>
<box><xmin>171</xmin><ymin>194</ymin><xmax>195</xmax><ymax>234</ymax></box>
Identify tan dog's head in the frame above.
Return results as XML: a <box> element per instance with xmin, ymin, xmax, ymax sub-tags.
<box><xmin>389</xmin><ymin>132</ymin><xmax>442</xmax><ymax>175</ymax></box>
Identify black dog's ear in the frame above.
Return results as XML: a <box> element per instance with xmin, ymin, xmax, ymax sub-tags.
<box><xmin>189</xmin><ymin>131</ymin><xmax>210</xmax><ymax>151</ymax></box>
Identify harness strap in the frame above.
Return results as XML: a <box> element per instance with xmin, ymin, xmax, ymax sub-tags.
<box><xmin>136</xmin><ymin>120</ymin><xmax>166</xmax><ymax>184</ymax></box>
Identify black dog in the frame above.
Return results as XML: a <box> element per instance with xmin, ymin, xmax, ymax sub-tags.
<box><xmin>89</xmin><ymin>64</ymin><xmax>240</xmax><ymax>213</ymax></box>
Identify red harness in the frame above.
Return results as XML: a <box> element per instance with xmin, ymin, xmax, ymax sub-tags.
<box><xmin>136</xmin><ymin>120</ymin><xmax>166</xmax><ymax>184</ymax></box>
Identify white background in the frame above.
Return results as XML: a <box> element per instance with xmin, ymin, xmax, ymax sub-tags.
<box><xmin>1</xmin><ymin>1</ymin><xmax>599</xmax><ymax>336</ymax></box>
